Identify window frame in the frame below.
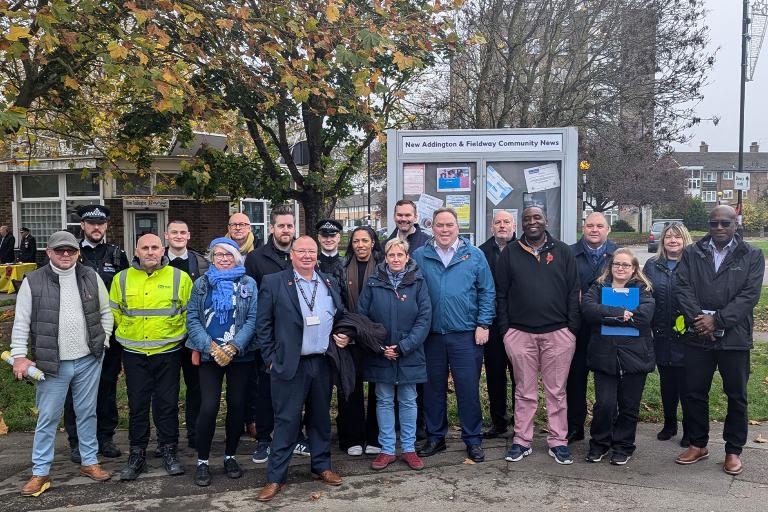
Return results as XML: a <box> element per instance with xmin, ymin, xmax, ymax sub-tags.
<box><xmin>701</xmin><ymin>190</ymin><xmax>717</xmax><ymax>203</ymax></box>
<box><xmin>702</xmin><ymin>171</ymin><xmax>717</xmax><ymax>183</ymax></box>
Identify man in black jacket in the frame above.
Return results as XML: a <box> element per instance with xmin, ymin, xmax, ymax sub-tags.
<box><xmin>674</xmin><ymin>205</ymin><xmax>764</xmax><ymax>476</ymax></box>
<box><xmin>478</xmin><ymin>210</ymin><xmax>517</xmax><ymax>439</ymax></box>
<box><xmin>316</xmin><ymin>219</ymin><xmax>346</xmax><ymax>305</ymax></box>
<box><xmin>18</xmin><ymin>227</ymin><xmax>37</xmax><ymax>263</ymax></box>
<box><xmin>0</xmin><ymin>225</ymin><xmax>15</xmax><ymax>263</ymax></box>
<box><xmin>64</xmin><ymin>205</ymin><xmax>130</xmax><ymax>463</ymax></box>
<box><xmin>567</xmin><ymin>212</ymin><xmax>618</xmax><ymax>443</ymax></box>
<box><xmin>386</xmin><ymin>199</ymin><xmax>430</xmax><ymax>251</ymax></box>
<box><xmin>244</xmin><ymin>204</ymin><xmax>295</xmax><ymax>463</ymax></box>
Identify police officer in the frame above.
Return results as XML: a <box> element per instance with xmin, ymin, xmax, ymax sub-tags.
<box><xmin>18</xmin><ymin>227</ymin><xmax>37</xmax><ymax>263</ymax></box>
<box><xmin>316</xmin><ymin>219</ymin><xmax>345</xmax><ymax>290</ymax></box>
<box><xmin>64</xmin><ymin>205</ymin><xmax>130</xmax><ymax>463</ymax></box>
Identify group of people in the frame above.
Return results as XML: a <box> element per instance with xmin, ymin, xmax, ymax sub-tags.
<box><xmin>0</xmin><ymin>225</ymin><xmax>37</xmax><ymax>263</ymax></box>
<box><xmin>8</xmin><ymin>199</ymin><xmax>764</xmax><ymax>501</ymax></box>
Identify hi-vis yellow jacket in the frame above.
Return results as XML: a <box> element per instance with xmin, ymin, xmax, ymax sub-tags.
<box><xmin>109</xmin><ymin>258</ymin><xmax>193</xmax><ymax>355</ymax></box>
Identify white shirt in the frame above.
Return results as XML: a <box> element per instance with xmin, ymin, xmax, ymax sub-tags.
<box><xmin>435</xmin><ymin>238</ymin><xmax>460</xmax><ymax>267</ymax></box>
<box><xmin>168</xmin><ymin>249</ymin><xmax>189</xmax><ymax>260</ymax></box>
<box><xmin>709</xmin><ymin>237</ymin><xmax>737</xmax><ymax>272</ymax></box>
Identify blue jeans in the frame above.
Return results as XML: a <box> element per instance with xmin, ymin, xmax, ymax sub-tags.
<box><xmin>32</xmin><ymin>354</ymin><xmax>103</xmax><ymax>476</ymax></box>
<box><xmin>375</xmin><ymin>383</ymin><xmax>417</xmax><ymax>454</ymax></box>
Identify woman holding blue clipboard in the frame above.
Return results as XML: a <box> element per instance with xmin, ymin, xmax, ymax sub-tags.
<box><xmin>582</xmin><ymin>248</ymin><xmax>655</xmax><ymax>466</ymax></box>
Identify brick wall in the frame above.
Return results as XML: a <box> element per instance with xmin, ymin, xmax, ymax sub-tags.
<box><xmin>169</xmin><ymin>200</ymin><xmax>230</xmax><ymax>252</ymax></box>
<box><xmin>0</xmin><ymin>173</ymin><xmax>13</xmax><ymax>227</ymax></box>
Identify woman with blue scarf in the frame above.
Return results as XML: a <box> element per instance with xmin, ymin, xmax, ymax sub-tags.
<box><xmin>186</xmin><ymin>237</ymin><xmax>258</xmax><ymax>487</ymax></box>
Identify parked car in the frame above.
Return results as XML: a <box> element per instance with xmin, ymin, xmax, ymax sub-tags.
<box><xmin>647</xmin><ymin>219</ymin><xmax>683</xmax><ymax>253</ymax></box>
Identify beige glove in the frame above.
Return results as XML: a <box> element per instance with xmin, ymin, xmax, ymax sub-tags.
<box><xmin>210</xmin><ymin>341</ymin><xmax>235</xmax><ymax>367</ymax></box>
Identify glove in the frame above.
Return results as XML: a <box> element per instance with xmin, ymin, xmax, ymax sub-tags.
<box><xmin>220</xmin><ymin>343</ymin><xmax>238</xmax><ymax>358</ymax></box>
<box><xmin>210</xmin><ymin>341</ymin><xmax>234</xmax><ymax>367</ymax></box>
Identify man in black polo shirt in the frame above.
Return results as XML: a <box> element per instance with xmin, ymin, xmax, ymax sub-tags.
<box><xmin>64</xmin><ymin>204</ymin><xmax>129</xmax><ymax>463</ymax></box>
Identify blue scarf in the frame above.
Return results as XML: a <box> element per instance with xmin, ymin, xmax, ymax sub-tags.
<box><xmin>583</xmin><ymin>239</ymin><xmax>607</xmax><ymax>269</ymax></box>
<box><xmin>206</xmin><ymin>265</ymin><xmax>246</xmax><ymax>324</ymax></box>
<box><xmin>386</xmin><ymin>266</ymin><xmax>407</xmax><ymax>289</ymax></box>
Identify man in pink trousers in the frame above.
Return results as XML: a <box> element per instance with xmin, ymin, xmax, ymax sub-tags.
<box><xmin>494</xmin><ymin>206</ymin><xmax>581</xmax><ymax>465</ymax></box>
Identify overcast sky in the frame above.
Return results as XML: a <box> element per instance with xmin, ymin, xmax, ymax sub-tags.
<box><xmin>672</xmin><ymin>0</ymin><xmax>768</xmax><ymax>153</ymax></box>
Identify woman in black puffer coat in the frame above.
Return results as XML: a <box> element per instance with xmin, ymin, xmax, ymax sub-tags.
<box><xmin>582</xmin><ymin>248</ymin><xmax>655</xmax><ymax>466</ymax></box>
<box><xmin>643</xmin><ymin>222</ymin><xmax>694</xmax><ymax>447</ymax></box>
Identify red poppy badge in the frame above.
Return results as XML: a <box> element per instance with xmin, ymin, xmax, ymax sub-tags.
<box><xmin>546</xmin><ymin>253</ymin><xmax>554</xmax><ymax>264</ymax></box>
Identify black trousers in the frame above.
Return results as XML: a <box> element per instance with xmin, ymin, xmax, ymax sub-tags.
<box><xmin>196</xmin><ymin>360</ymin><xmax>250</xmax><ymax>460</ymax></box>
<box><xmin>684</xmin><ymin>345</ymin><xmax>750</xmax><ymax>455</ymax></box>
<box><xmin>483</xmin><ymin>329</ymin><xmax>515</xmax><ymax>429</ymax></box>
<box><xmin>180</xmin><ymin>346</ymin><xmax>201</xmax><ymax>444</ymax></box>
<box><xmin>246</xmin><ymin>351</ymin><xmax>274</xmax><ymax>443</ymax></box>
<box><xmin>123</xmin><ymin>349</ymin><xmax>181</xmax><ymax>449</ymax></box>
<box><xmin>589</xmin><ymin>371</ymin><xmax>647</xmax><ymax>456</ymax></box>
<box><xmin>268</xmin><ymin>355</ymin><xmax>333</xmax><ymax>484</ymax></box>
<box><xmin>658</xmin><ymin>365</ymin><xmax>689</xmax><ymax>434</ymax></box>
<box><xmin>64</xmin><ymin>339</ymin><xmax>123</xmax><ymax>446</ymax></box>
<box><xmin>566</xmin><ymin>334</ymin><xmax>589</xmax><ymax>438</ymax></box>
<box><xmin>336</xmin><ymin>346</ymin><xmax>379</xmax><ymax>449</ymax></box>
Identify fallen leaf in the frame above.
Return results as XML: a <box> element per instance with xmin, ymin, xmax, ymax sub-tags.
<box><xmin>0</xmin><ymin>415</ymin><xmax>8</xmax><ymax>436</ymax></box>
<box><xmin>763</xmin><ymin>376</ymin><xmax>768</xmax><ymax>384</ymax></box>
<box><xmin>462</xmin><ymin>458</ymin><xmax>476</xmax><ymax>465</ymax></box>
<box><xmin>754</xmin><ymin>433</ymin><xmax>768</xmax><ymax>444</ymax></box>
<box><xmin>749</xmin><ymin>420</ymin><xmax>762</xmax><ymax>425</ymax></box>
<box><xmin>310</xmin><ymin>492</ymin><xmax>323</xmax><ymax>501</ymax></box>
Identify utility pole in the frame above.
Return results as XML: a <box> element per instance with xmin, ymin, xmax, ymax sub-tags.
<box><xmin>738</xmin><ymin>0</ymin><xmax>749</xmax><ymax>222</ymax></box>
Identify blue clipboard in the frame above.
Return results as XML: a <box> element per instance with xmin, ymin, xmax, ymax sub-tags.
<box><xmin>600</xmin><ymin>287</ymin><xmax>640</xmax><ymax>336</ymax></box>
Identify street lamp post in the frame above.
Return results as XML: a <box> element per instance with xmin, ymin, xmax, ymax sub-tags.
<box><xmin>738</xmin><ymin>0</ymin><xmax>749</xmax><ymax>221</ymax></box>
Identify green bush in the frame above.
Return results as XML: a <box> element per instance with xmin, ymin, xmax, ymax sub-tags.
<box><xmin>684</xmin><ymin>197</ymin><xmax>709</xmax><ymax>231</ymax></box>
<box><xmin>611</xmin><ymin>219</ymin><xmax>635</xmax><ymax>232</ymax></box>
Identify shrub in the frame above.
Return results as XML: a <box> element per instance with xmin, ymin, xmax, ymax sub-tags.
<box><xmin>611</xmin><ymin>219</ymin><xmax>635</xmax><ymax>232</ymax></box>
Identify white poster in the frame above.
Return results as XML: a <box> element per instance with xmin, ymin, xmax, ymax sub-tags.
<box><xmin>416</xmin><ymin>193</ymin><xmax>443</xmax><ymax>233</ymax></box>
<box><xmin>446</xmin><ymin>195</ymin><xmax>471</xmax><ymax>229</ymax></box>
<box><xmin>523</xmin><ymin>163</ymin><xmax>560</xmax><ymax>193</ymax></box>
<box><xmin>486</xmin><ymin>165</ymin><xmax>513</xmax><ymax>205</ymax></box>
<box><xmin>403</xmin><ymin>163</ymin><xmax>425</xmax><ymax>195</ymax></box>
<box><xmin>734</xmin><ymin>172</ymin><xmax>750</xmax><ymax>191</ymax></box>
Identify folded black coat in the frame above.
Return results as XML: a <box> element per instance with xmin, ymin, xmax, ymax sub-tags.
<box><xmin>328</xmin><ymin>312</ymin><xmax>388</xmax><ymax>400</ymax></box>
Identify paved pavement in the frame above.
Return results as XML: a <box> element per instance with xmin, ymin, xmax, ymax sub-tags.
<box><xmin>0</xmin><ymin>422</ymin><xmax>766</xmax><ymax>511</ymax></box>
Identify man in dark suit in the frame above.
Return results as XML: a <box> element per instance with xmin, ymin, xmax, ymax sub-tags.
<box><xmin>0</xmin><ymin>225</ymin><xmax>15</xmax><ymax>263</ymax></box>
<box><xmin>18</xmin><ymin>227</ymin><xmax>37</xmax><ymax>263</ymax></box>
<box><xmin>256</xmin><ymin>235</ymin><xmax>347</xmax><ymax>502</ymax></box>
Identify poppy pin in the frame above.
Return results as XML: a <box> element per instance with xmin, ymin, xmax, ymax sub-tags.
<box><xmin>546</xmin><ymin>253</ymin><xmax>554</xmax><ymax>264</ymax></box>
<box><xmin>288</xmin><ymin>280</ymin><xmax>294</xmax><ymax>286</ymax></box>
<box><xmin>401</xmin><ymin>294</ymin><xmax>407</xmax><ymax>301</ymax></box>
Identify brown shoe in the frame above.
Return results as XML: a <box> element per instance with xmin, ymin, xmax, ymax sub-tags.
<box><xmin>21</xmin><ymin>476</ymin><xmax>51</xmax><ymax>497</ymax></box>
<box><xmin>723</xmin><ymin>454</ymin><xmax>743</xmax><ymax>475</ymax></box>
<box><xmin>675</xmin><ymin>446</ymin><xmax>709</xmax><ymax>465</ymax></box>
<box><xmin>246</xmin><ymin>422</ymin><xmax>258</xmax><ymax>440</ymax></box>
<box><xmin>257</xmin><ymin>482</ymin><xmax>285</xmax><ymax>502</ymax></box>
<box><xmin>311</xmin><ymin>469</ymin><xmax>342</xmax><ymax>486</ymax></box>
<box><xmin>80</xmin><ymin>463</ymin><xmax>112</xmax><ymax>481</ymax></box>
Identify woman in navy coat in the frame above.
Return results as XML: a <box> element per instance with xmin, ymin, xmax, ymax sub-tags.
<box><xmin>358</xmin><ymin>238</ymin><xmax>432</xmax><ymax>472</ymax></box>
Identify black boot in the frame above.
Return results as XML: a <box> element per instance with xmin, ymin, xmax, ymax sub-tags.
<box><xmin>119</xmin><ymin>447</ymin><xmax>147</xmax><ymax>481</ymax></box>
<box><xmin>99</xmin><ymin>438</ymin><xmax>122</xmax><ymax>458</ymax></box>
<box><xmin>161</xmin><ymin>444</ymin><xmax>185</xmax><ymax>476</ymax></box>
<box><xmin>69</xmin><ymin>443</ymin><xmax>82</xmax><ymax>464</ymax></box>
<box><xmin>657</xmin><ymin>420</ymin><xmax>678</xmax><ymax>441</ymax></box>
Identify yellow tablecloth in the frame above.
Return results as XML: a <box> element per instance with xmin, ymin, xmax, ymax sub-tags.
<box><xmin>0</xmin><ymin>263</ymin><xmax>37</xmax><ymax>293</ymax></box>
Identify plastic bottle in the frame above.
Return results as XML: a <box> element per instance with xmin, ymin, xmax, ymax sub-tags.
<box><xmin>1</xmin><ymin>351</ymin><xmax>45</xmax><ymax>381</ymax></box>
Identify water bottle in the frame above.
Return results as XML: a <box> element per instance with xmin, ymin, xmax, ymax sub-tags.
<box><xmin>1</xmin><ymin>351</ymin><xmax>45</xmax><ymax>381</ymax></box>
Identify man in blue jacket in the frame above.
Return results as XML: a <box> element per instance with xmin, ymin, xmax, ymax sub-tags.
<box><xmin>411</xmin><ymin>208</ymin><xmax>495</xmax><ymax>462</ymax></box>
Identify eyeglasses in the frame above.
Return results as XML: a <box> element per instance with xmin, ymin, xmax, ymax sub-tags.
<box><xmin>611</xmin><ymin>262</ymin><xmax>633</xmax><ymax>269</ymax></box>
<box><xmin>708</xmin><ymin>220</ymin><xmax>733</xmax><ymax>228</ymax></box>
<box><xmin>228</xmin><ymin>222</ymin><xmax>249</xmax><ymax>228</ymax></box>
<box><xmin>292</xmin><ymin>249</ymin><xmax>317</xmax><ymax>256</ymax></box>
<box><xmin>53</xmin><ymin>247</ymin><xmax>78</xmax><ymax>255</ymax></box>
<box><xmin>213</xmin><ymin>252</ymin><xmax>235</xmax><ymax>260</ymax></box>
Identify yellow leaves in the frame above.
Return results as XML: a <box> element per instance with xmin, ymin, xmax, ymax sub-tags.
<box><xmin>108</xmin><ymin>41</ymin><xmax>128</xmax><ymax>61</ymax></box>
<box><xmin>0</xmin><ymin>414</ymin><xmax>7</xmax><ymax>436</ymax></box>
<box><xmin>63</xmin><ymin>77</ymin><xmax>79</xmax><ymax>90</ymax></box>
<box><xmin>292</xmin><ymin>87</ymin><xmax>310</xmax><ymax>103</ymax></box>
<box><xmin>216</xmin><ymin>19</ymin><xmax>234</xmax><ymax>30</ymax></box>
<box><xmin>137</xmin><ymin>51</ymin><xmax>149</xmax><ymax>66</ymax></box>
<box><xmin>462</xmin><ymin>458</ymin><xmax>476</xmax><ymax>465</ymax></box>
<box><xmin>147</xmin><ymin>24</ymin><xmax>172</xmax><ymax>48</ymax></box>
<box><xmin>393</xmin><ymin>51</ymin><xmax>415</xmax><ymax>71</ymax></box>
<box><xmin>6</xmin><ymin>26</ymin><xmax>31</xmax><ymax>41</ymax></box>
<box><xmin>326</xmin><ymin>2</ymin><xmax>341</xmax><ymax>22</ymax></box>
<box><xmin>755</xmin><ymin>433</ymin><xmax>768</xmax><ymax>444</ymax></box>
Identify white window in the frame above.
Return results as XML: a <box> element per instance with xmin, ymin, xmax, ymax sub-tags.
<box><xmin>687</xmin><ymin>178</ymin><xmax>701</xmax><ymax>190</ymax></box>
<box><xmin>689</xmin><ymin>169</ymin><xmax>701</xmax><ymax>179</ymax></box>
<box><xmin>722</xmin><ymin>189</ymin><xmax>734</xmax><ymax>200</ymax></box>
<box><xmin>17</xmin><ymin>172</ymin><xmax>102</xmax><ymax>248</ymax></box>
<box><xmin>241</xmin><ymin>200</ymin><xmax>269</xmax><ymax>244</ymax></box>
<box><xmin>701</xmin><ymin>191</ymin><xmax>717</xmax><ymax>203</ymax></box>
<box><xmin>722</xmin><ymin>171</ymin><xmax>734</xmax><ymax>180</ymax></box>
<box><xmin>703</xmin><ymin>171</ymin><xmax>717</xmax><ymax>182</ymax></box>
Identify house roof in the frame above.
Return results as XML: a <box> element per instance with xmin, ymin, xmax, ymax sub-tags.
<box><xmin>665</xmin><ymin>152</ymin><xmax>768</xmax><ymax>172</ymax></box>
<box><xmin>335</xmin><ymin>190</ymin><xmax>384</xmax><ymax>209</ymax></box>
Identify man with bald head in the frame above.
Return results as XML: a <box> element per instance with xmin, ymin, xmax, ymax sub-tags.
<box><xmin>478</xmin><ymin>210</ymin><xmax>517</xmax><ymax>438</ymax></box>
<box><xmin>495</xmin><ymin>206</ymin><xmax>581</xmax><ymax>465</ymax></box>
<box><xmin>110</xmin><ymin>233</ymin><xmax>193</xmax><ymax>481</ymax></box>
<box><xmin>674</xmin><ymin>205</ymin><xmax>764</xmax><ymax>475</ymax></box>
<box><xmin>227</xmin><ymin>212</ymin><xmax>260</xmax><ymax>254</ymax></box>
<box><xmin>567</xmin><ymin>212</ymin><xmax>618</xmax><ymax>443</ymax></box>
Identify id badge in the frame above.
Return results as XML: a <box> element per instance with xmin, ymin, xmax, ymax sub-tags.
<box><xmin>305</xmin><ymin>316</ymin><xmax>321</xmax><ymax>326</ymax></box>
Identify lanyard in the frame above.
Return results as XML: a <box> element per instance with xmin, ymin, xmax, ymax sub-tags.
<box><xmin>294</xmin><ymin>272</ymin><xmax>319</xmax><ymax>312</ymax></box>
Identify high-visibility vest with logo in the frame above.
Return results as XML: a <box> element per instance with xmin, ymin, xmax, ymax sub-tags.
<box><xmin>109</xmin><ymin>264</ymin><xmax>193</xmax><ymax>355</ymax></box>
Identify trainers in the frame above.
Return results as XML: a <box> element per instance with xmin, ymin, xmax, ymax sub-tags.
<box><xmin>401</xmin><ymin>451</ymin><xmax>424</xmax><ymax>470</ymax></box>
<box><xmin>586</xmin><ymin>448</ymin><xmax>609</xmax><ymax>463</ymax></box>
<box><xmin>224</xmin><ymin>457</ymin><xmax>242</xmax><ymax>479</ymax></box>
<box><xmin>347</xmin><ymin>445</ymin><xmax>363</xmax><ymax>456</ymax></box>
<box><xmin>370</xmin><ymin>453</ymin><xmax>397</xmax><ymax>470</ymax></box>
<box><xmin>293</xmin><ymin>441</ymin><xmax>310</xmax><ymax>457</ymax></box>
<box><xmin>505</xmin><ymin>444</ymin><xmax>532</xmax><ymax>462</ymax></box>
<box><xmin>365</xmin><ymin>445</ymin><xmax>382</xmax><ymax>455</ymax></box>
<box><xmin>194</xmin><ymin>463</ymin><xmax>211</xmax><ymax>487</ymax></box>
<box><xmin>548</xmin><ymin>445</ymin><xmax>574</xmax><ymax>465</ymax></box>
<box><xmin>252</xmin><ymin>441</ymin><xmax>270</xmax><ymax>463</ymax></box>
<box><xmin>610</xmin><ymin>452</ymin><xmax>631</xmax><ymax>465</ymax></box>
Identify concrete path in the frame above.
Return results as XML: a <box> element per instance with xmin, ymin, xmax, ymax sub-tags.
<box><xmin>0</xmin><ymin>422</ymin><xmax>766</xmax><ymax>511</ymax></box>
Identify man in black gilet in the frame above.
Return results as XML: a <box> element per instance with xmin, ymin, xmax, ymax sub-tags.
<box><xmin>64</xmin><ymin>205</ymin><xmax>129</xmax><ymax>463</ymax></box>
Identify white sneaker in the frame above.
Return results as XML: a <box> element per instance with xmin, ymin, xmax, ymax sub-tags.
<box><xmin>347</xmin><ymin>445</ymin><xmax>363</xmax><ymax>456</ymax></box>
<box><xmin>365</xmin><ymin>445</ymin><xmax>382</xmax><ymax>455</ymax></box>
